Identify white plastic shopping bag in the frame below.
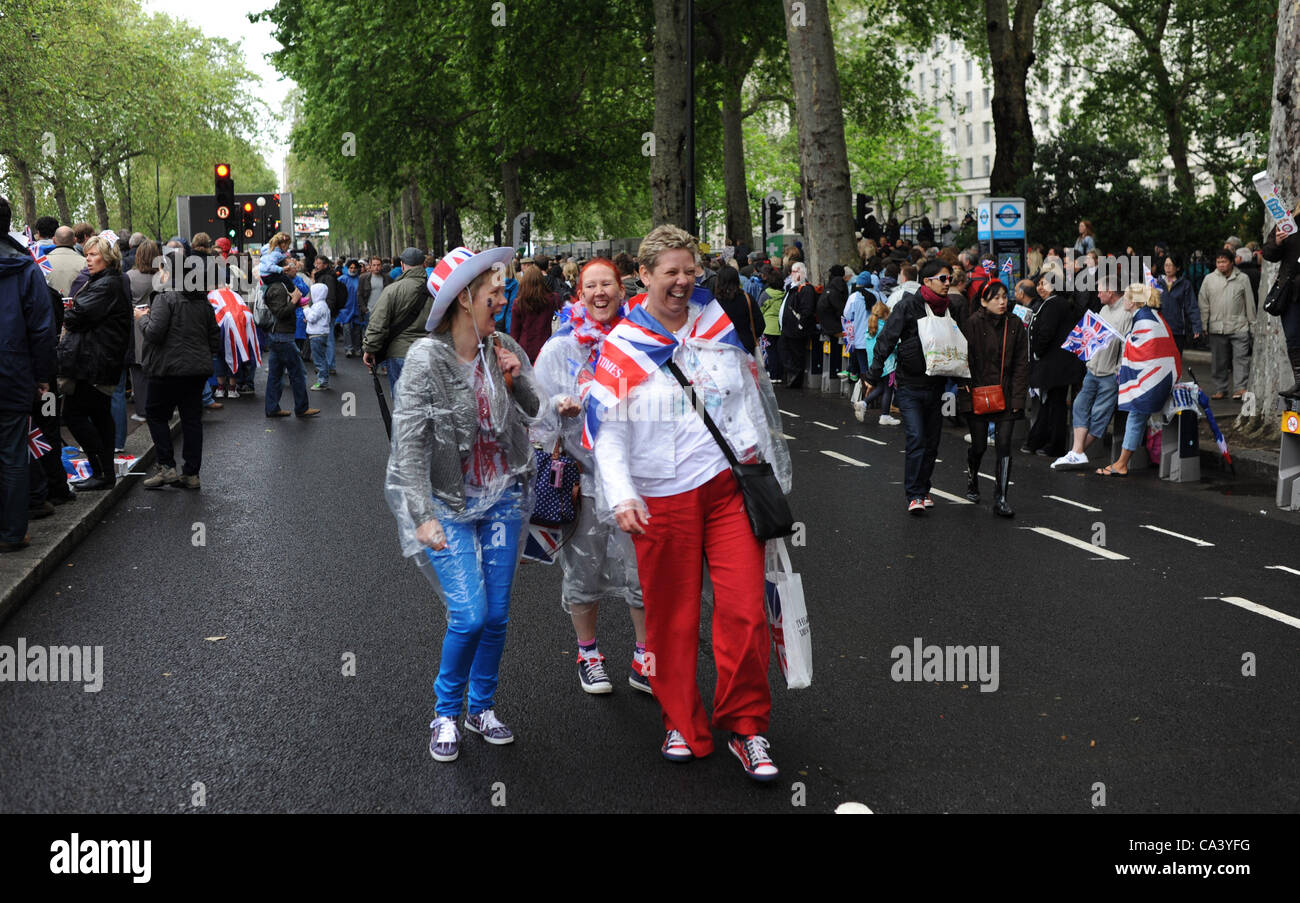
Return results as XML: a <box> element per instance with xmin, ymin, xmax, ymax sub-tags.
<box><xmin>917</xmin><ymin>303</ymin><xmax>970</xmax><ymax>378</ymax></box>
<box><xmin>764</xmin><ymin>537</ymin><xmax>812</xmax><ymax>689</ymax></box>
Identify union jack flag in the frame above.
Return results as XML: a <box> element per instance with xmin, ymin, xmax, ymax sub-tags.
<box><xmin>1062</xmin><ymin>310</ymin><xmax>1123</xmax><ymax>361</ymax></box>
<box><xmin>1118</xmin><ymin>307</ymin><xmax>1181</xmax><ymax>414</ymax></box>
<box><xmin>208</xmin><ymin>288</ymin><xmax>262</xmax><ymax>371</ymax></box>
<box><xmin>22</xmin><ymin>226</ymin><xmax>52</xmax><ymax>275</ymax></box>
<box><xmin>581</xmin><ymin>297</ymin><xmax>746</xmax><ymax>450</ymax></box>
<box><xmin>522</xmin><ymin>524</ymin><xmax>563</xmax><ymax>564</ymax></box>
<box><xmin>1000</xmin><ymin>257</ymin><xmax>1014</xmax><ymax>276</ymax></box>
<box><xmin>27</xmin><ymin>418</ymin><xmax>51</xmax><ymax>460</ymax></box>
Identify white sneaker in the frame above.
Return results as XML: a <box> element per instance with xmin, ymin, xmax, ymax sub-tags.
<box><xmin>226</xmin><ymin>388</ymin><xmax>240</xmax><ymax>399</ymax></box>
<box><xmin>879</xmin><ymin>414</ymin><xmax>901</xmax><ymax>426</ymax></box>
<box><xmin>1051</xmin><ymin>450</ymin><xmax>1090</xmax><ymax>470</ymax></box>
<box><xmin>854</xmin><ymin>400</ymin><xmax>866</xmax><ymax>422</ymax></box>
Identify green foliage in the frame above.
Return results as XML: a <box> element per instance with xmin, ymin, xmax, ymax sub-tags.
<box><xmin>847</xmin><ymin>112</ymin><xmax>960</xmax><ymax>221</ymax></box>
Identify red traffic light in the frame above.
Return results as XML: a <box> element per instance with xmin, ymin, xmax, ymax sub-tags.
<box><xmin>215</xmin><ymin>163</ymin><xmax>230</xmax><ymax>178</ymax></box>
<box><xmin>242</xmin><ymin>202</ymin><xmax>253</xmax><ymax>213</ymax></box>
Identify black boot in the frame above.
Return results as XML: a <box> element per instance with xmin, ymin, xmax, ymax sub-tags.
<box><xmin>1280</xmin><ymin>350</ymin><xmax>1300</xmax><ymax>400</ymax></box>
<box><xmin>993</xmin><ymin>455</ymin><xmax>1014</xmax><ymax>517</ymax></box>
<box><xmin>965</xmin><ymin>448</ymin><xmax>982</xmax><ymax>502</ymax></box>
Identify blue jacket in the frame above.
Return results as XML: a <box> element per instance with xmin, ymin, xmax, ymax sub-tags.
<box><xmin>496</xmin><ymin>277</ymin><xmax>519</xmax><ymax>332</ymax></box>
<box><xmin>0</xmin><ymin>235</ymin><xmax>56</xmax><ymax>413</ymax></box>
<box><xmin>337</xmin><ymin>272</ymin><xmax>361</xmax><ymax>324</ymax></box>
<box><xmin>1159</xmin><ymin>276</ymin><xmax>1201</xmax><ymax>337</ymax></box>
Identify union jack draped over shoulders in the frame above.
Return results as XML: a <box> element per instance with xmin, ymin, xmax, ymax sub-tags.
<box><xmin>1117</xmin><ymin>307</ymin><xmax>1181</xmax><ymax>414</ymax></box>
<box><xmin>208</xmin><ymin>288</ymin><xmax>262</xmax><ymax>372</ymax></box>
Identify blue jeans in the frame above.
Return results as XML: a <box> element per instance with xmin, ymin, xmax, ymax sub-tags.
<box><xmin>309</xmin><ymin>334</ymin><xmax>329</xmax><ymax>385</ymax></box>
<box><xmin>895</xmin><ymin>383</ymin><xmax>945</xmax><ymax>500</ymax></box>
<box><xmin>326</xmin><ymin>315</ymin><xmax>337</xmax><ymax>371</ymax></box>
<box><xmin>386</xmin><ymin>356</ymin><xmax>405</xmax><ymax>395</ymax></box>
<box><xmin>0</xmin><ymin>412</ymin><xmax>29</xmax><ymax>543</ymax></box>
<box><xmin>111</xmin><ymin>370</ymin><xmax>128</xmax><ymax>448</ymax></box>
<box><xmin>265</xmin><ymin>334</ymin><xmax>310</xmax><ymax>415</ymax></box>
<box><xmin>1072</xmin><ymin>372</ymin><xmax>1119</xmax><ymax>438</ymax></box>
<box><xmin>1120</xmin><ymin>409</ymin><xmax>1149</xmax><ymax>452</ymax></box>
<box><xmin>419</xmin><ymin>490</ymin><xmax>525</xmax><ymax>718</ymax></box>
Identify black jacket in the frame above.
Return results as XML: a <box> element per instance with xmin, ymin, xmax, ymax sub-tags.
<box><xmin>357</xmin><ymin>270</ymin><xmax>393</xmax><ymax>315</ymax></box>
<box><xmin>816</xmin><ymin>279</ymin><xmax>848</xmax><ymax>336</ymax></box>
<box><xmin>138</xmin><ymin>290</ymin><xmax>222</xmax><ymax>377</ymax></box>
<box><xmin>869</xmin><ymin>291</ymin><xmax>949</xmax><ymax>390</ymax></box>
<box><xmin>1028</xmin><ymin>292</ymin><xmax>1085</xmax><ymax>389</ymax></box>
<box><xmin>0</xmin><ymin>236</ymin><xmax>56</xmax><ymax>414</ymax></box>
<box><xmin>265</xmin><ymin>280</ymin><xmax>301</xmax><ymax>335</ymax></box>
<box><xmin>717</xmin><ymin>289</ymin><xmax>764</xmax><ymax>355</ymax></box>
<box><xmin>780</xmin><ymin>284</ymin><xmax>817</xmax><ymax>338</ymax></box>
<box><xmin>59</xmin><ymin>267</ymin><xmax>131</xmax><ymax>385</ymax></box>
<box><xmin>1262</xmin><ymin>226</ymin><xmax>1300</xmax><ymax>300</ymax></box>
<box><xmin>958</xmin><ymin>306</ymin><xmax>1029</xmax><ymax>420</ymax></box>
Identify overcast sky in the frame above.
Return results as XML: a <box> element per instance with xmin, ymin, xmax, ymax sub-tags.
<box><xmin>143</xmin><ymin>0</ymin><xmax>295</xmax><ymax>185</ymax></box>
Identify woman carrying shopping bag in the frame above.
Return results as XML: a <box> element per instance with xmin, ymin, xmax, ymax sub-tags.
<box><xmin>385</xmin><ymin>245</ymin><xmax>542</xmax><ymax>763</ymax></box>
<box><xmin>531</xmin><ymin>259</ymin><xmax>650</xmax><ymax>695</ymax></box>
<box><xmin>591</xmin><ymin>225</ymin><xmax>793</xmax><ymax>782</ymax></box>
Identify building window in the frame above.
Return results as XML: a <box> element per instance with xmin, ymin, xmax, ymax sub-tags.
<box><xmin>950</xmin><ymin>63</ymin><xmax>957</xmax><ymax>84</ymax></box>
<box><xmin>982</xmin><ymin>155</ymin><xmax>990</xmax><ymax>176</ymax></box>
<box><xmin>950</xmin><ymin>127</ymin><xmax>958</xmax><ymax>149</ymax></box>
<box><xmin>965</xmin><ymin>123</ymin><xmax>973</xmax><ymax>146</ymax></box>
<box><xmin>982</xmin><ymin>87</ymin><xmax>990</xmax><ymax>108</ymax></box>
<box><xmin>933</xmin><ymin>68</ymin><xmax>940</xmax><ymax>88</ymax></box>
<box><xmin>919</xmin><ymin>73</ymin><xmax>925</xmax><ymax>92</ymax></box>
<box><xmin>1063</xmin><ymin>66</ymin><xmax>1071</xmax><ymax>86</ymax></box>
<box><xmin>983</xmin><ymin>121</ymin><xmax>991</xmax><ymax>143</ymax></box>
<box><xmin>966</xmin><ymin>158</ymin><xmax>973</xmax><ymax>178</ymax></box>
<box><xmin>966</xmin><ymin>60</ymin><xmax>973</xmax><ymax>80</ymax></box>
<box><xmin>965</xmin><ymin>90</ymin><xmax>973</xmax><ymax>110</ymax></box>
<box><xmin>951</xmin><ymin>199</ymin><xmax>959</xmax><ymax>218</ymax></box>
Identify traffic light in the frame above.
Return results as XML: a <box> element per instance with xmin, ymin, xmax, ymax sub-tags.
<box><xmin>520</xmin><ymin>213</ymin><xmax>530</xmax><ymax>244</ymax></box>
<box><xmin>768</xmin><ymin>200</ymin><xmax>784</xmax><ymax>234</ymax></box>
<box><xmin>215</xmin><ymin>163</ymin><xmax>235</xmax><ymax>240</ymax></box>
<box><xmin>855</xmin><ymin>193</ymin><xmax>873</xmax><ymax>231</ymax></box>
<box><xmin>241</xmin><ymin>201</ymin><xmax>255</xmax><ymax>245</ymax></box>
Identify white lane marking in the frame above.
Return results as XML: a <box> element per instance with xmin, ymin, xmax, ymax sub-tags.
<box><xmin>1023</xmin><ymin>526</ymin><xmax>1129</xmax><ymax>560</ymax></box>
<box><xmin>928</xmin><ymin>488</ymin><xmax>973</xmax><ymax>505</ymax></box>
<box><xmin>854</xmin><ymin>435</ymin><xmax>887</xmax><ymax>446</ymax></box>
<box><xmin>781</xmin><ymin>433</ymin><xmax>795</xmax><ymax>440</ymax></box>
<box><xmin>1140</xmin><ymin>524</ymin><xmax>1214</xmax><ymax>548</ymax></box>
<box><xmin>1216</xmin><ymin>596</ymin><xmax>1300</xmax><ymax>631</ymax></box>
<box><xmin>834</xmin><ymin>802</ymin><xmax>874</xmax><ymax>814</ymax></box>
<box><xmin>812</xmin><ymin>421</ymin><xmax>838</xmax><ymax>430</ymax></box>
<box><xmin>1265</xmin><ymin>565</ymin><xmax>1300</xmax><ymax>576</ymax></box>
<box><xmin>978</xmin><ymin>472</ymin><xmax>1015</xmax><ymax>485</ymax></box>
<box><xmin>820</xmin><ymin>450</ymin><xmax>869</xmax><ymax>467</ymax></box>
<box><xmin>1043</xmin><ymin>495</ymin><xmax>1102</xmax><ymax>513</ymax></box>
<box><xmin>779</xmin><ymin>409</ymin><xmax>800</xmax><ymax>418</ymax></box>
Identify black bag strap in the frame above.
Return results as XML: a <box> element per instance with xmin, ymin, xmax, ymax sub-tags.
<box><xmin>665</xmin><ymin>360</ymin><xmax>741</xmax><ymax>469</ymax></box>
<box><xmin>377</xmin><ymin>293</ymin><xmax>426</xmax><ymax>361</ymax></box>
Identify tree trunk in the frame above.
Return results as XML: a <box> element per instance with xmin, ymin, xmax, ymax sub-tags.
<box><xmin>651</xmin><ymin>0</ymin><xmax>690</xmax><ymax>229</ymax></box>
<box><xmin>390</xmin><ymin>199</ymin><xmax>401</xmax><ymax>253</ymax></box>
<box><xmin>502</xmin><ymin>157</ymin><xmax>522</xmax><ymax>244</ymax></box>
<box><xmin>109</xmin><ymin>161</ymin><xmax>131</xmax><ymax>233</ymax></box>
<box><xmin>409</xmin><ymin>179</ymin><xmax>427</xmax><ymax>250</ymax></box>
<box><xmin>90</xmin><ymin>165</ymin><xmax>109</xmax><ymax>230</ymax></box>
<box><xmin>445</xmin><ymin>200</ymin><xmax>464</xmax><ymax>250</ymax></box>
<box><xmin>785</xmin><ymin>0</ymin><xmax>857</xmax><ymax>282</ymax></box>
<box><xmin>10</xmin><ymin>156</ymin><xmax>37</xmax><ymax>227</ymax></box>
<box><xmin>1240</xmin><ymin>0</ymin><xmax>1300</xmax><ymax>433</ymax></box>
<box><xmin>720</xmin><ymin>76</ymin><xmax>754</xmax><ymax>249</ymax></box>
<box><xmin>986</xmin><ymin>0</ymin><xmax>1043</xmax><ymax>195</ymax></box>
<box><xmin>430</xmin><ymin>198</ymin><xmax>445</xmax><ymax>257</ymax></box>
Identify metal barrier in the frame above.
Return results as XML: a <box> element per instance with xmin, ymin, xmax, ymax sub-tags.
<box><xmin>1159</xmin><ymin>410</ymin><xmax>1201</xmax><ymax>483</ymax></box>
<box><xmin>1278</xmin><ymin>407</ymin><xmax>1300</xmax><ymax>510</ymax></box>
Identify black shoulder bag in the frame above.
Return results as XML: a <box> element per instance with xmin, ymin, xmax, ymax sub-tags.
<box><xmin>666</xmin><ymin>360</ymin><xmax>794</xmax><ymax>540</ymax></box>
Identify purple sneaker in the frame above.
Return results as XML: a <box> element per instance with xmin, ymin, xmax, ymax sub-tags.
<box><xmin>464</xmin><ymin>709</ymin><xmax>514</xmax><ymax>745</ymax></box>
<box><xmin>429</xmin><ymin>716</ymin><xmax>460</xmax><ymax>762</ymax></box>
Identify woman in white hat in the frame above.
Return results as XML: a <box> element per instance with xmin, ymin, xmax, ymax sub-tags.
<box><xmin>385</xmin><ymin>245</ymin><xmax>542</xmax><ymax>764</ymax></box>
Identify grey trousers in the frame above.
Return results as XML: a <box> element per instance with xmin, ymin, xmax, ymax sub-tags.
<box><xmin>1207</xmin><ymin>331</ymin><xmax>1252</xmax><ymax>394</ymax></box>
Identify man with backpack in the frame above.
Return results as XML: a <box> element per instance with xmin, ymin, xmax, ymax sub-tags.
<box><xmin>261</xmin><ymin>258</ymin><xmax>319</xmax><ymax>419</ymax></box>
<box><xmin>362</xmin><ymin>247</ymin><xmax>433</xmax><ymax>393</ymax></box>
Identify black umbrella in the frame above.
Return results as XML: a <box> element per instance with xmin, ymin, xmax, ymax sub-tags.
<box><xmin>371</xmin><ymin>366</ymin><xmax>392</xmax><ymax>438</ymax></box>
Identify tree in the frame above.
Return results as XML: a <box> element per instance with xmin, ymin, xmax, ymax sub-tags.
<box><xmin>785</xmin><ymin>0</ymin><xmax>857</xmax><ymax>282</ymax></box>
<box><xmin>1239</xmin><ymin>0</ymin><xmax>1300</xmax><ymax>436</ymax></box>
<box><xmin>848</xmin><ymin>113</ymin><xmax>960</xmax><ymax>222</ymax></box>
<box><xmin>651</xmin><ymin>0</ymin><xmax>691</xmax><ymax>228</ymax></box>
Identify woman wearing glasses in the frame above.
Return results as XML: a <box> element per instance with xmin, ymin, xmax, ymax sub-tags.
<box><xmin>864</xmin><ymin>260</ymin><xmax>958</xmax><ymax>514</ymax></box>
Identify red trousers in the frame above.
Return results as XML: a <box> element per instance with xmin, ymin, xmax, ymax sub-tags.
<box><xmin>632</xmin><ymin>469</ymin><xmax>770</xmax><ymax>756</ymax></box>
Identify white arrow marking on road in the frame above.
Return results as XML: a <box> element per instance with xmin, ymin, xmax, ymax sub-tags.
<box><xmin>928</xmin><ymin>488</ymin><xmax>973</xmax><ymax>505</ymax></box>
<box><xmin>853</xmin><ymin>435</ymin><xmax>887</xmax><ymax>446</ymax></box>
<box><xmin>812</xmin><ymin>421</ymin><xmax>839</xmax><ymax>430</ymax></box>
<box><xmin>1265</xmin><ymin>565</ymin><xmax>1300</xmax><ymax>576</ymax></box>
<box><xmin>781</xmin><ymin>433</ymin><xmax>795</xmax><ymax>440</ymax></box>
<box><xmin>1023</xmin><ymin>526</ymin><xmax>1129</xmax><ymax>560</ymax></box>
<box><xmin>820</xmin><ymin>450</ymin><xmax>869</xmax><ymax>467</ymax></box>
<box><xmin>779</xmin><ymin>409</ymin><xmax>800</xmax><ymax>418</ymax></box>
<box><xmin>1216</xmin><ymin>596</ymin><xmax>1300</xmax><ymax>631</ymax></box>
<box><xmin>1140</xmin><ymin>524</ymin><xmax>1214</xmax><ymax>547</ymax></box>
<box><xmin>1043</xmin><ymin>495</ymin><xmax>1102</xmax><ymax>513</ymax></box>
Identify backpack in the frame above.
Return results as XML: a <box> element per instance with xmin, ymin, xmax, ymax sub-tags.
<box><xmin>251</xmin><ymin>281</ymin><xmax>274</xmax><ymax>330</ymax></box>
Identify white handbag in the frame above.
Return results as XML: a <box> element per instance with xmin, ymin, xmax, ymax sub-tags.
<box><xmin>917</xmin><ymin>301</ymin><xmax>970</xmax><ymax>378</ymax></box>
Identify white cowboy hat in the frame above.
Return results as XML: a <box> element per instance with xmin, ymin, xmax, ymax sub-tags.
<box><xmin>425</xmin><ymin>245</ymin><xmax>516</xmax><ymax>331</ymax></box>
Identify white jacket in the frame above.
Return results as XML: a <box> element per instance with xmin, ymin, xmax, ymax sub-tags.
<box><xmin>304</xmin><ymin>296</ymin><xmax>331</xmax><ymax>336</ymax></box>
<box><xmin>593</xmin><ymin>305</ymin><xmax>792</xmax><ymax>515</ymax></box>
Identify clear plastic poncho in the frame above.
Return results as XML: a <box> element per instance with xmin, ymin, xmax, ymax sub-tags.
<box><xmin>384</xmin><ymin>330</ymin><xmax>541</xmax><ymax>560</ymax></box>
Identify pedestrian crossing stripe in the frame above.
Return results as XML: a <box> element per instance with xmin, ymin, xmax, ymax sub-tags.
<box><xmin>820</xmin><ymin>450</ymin><xmax>868</xmax><ymax>467</ymax></box>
